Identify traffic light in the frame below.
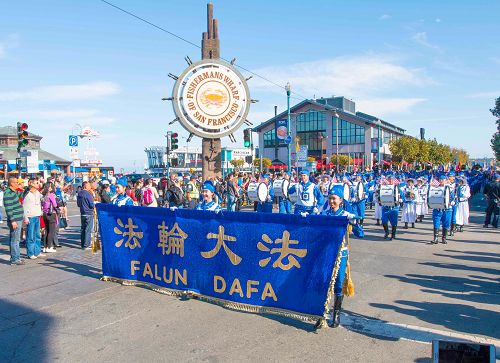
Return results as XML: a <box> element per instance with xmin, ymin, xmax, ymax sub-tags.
<box><xmin>170</xmin><ymin>132</ymin><xmax>179</xmax><ymax>150</ymax></box>
<box><xmin>243</xmin><ymin>128</ymin><xmax>251</xmax><ymax>148</ymax></box>
<box><xmin>17</xmin><ymin>122</ymin><xmax>29</xmax><ymax>152</ymax></box>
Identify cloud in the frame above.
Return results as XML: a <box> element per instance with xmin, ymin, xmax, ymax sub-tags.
<box><xmin>435</xmin><ymin>18</ymin><xmax>441</xmax><ymax>23</ymax></box>
<box><xmin>0</xmin><ymin>33</ymin><xmax>20</xmax><ymax>59</ymax></box>
<box><xmin>0</xmin><ymin>81</ymin><xmax>120</xmax><ymax>102</ymax></box>
<box><xmin>465</xmin><ymin>91</ymin><xmax>500</xmax><ymax>99</ymax></box>
<box><xmin>250</xmin><ymin>55</ymin><xmax>432</xmax><ymax>99</ymax></box>
<box><xmin>490</xmin><ymin>57</ymin><xmax>500</xmax><ymax>65</ymax></box>
<box><xmin>412</xmin><ymin>32</ymin><xmax>440</xmax><ymax>51</ymax></box>
<box><xmin>379</xmin><ymin>14</ymin><xmax>390</xmax><ymax>20</ymax></box>
<box><xmin>0</xmin><ymin>108</ymin><xmax>117</xmax><ymax>127</ymax></box>
<box><xmin>356</xmin><ymin>97</ymin><xmax>426</xmax><ymax>117</ymax></box>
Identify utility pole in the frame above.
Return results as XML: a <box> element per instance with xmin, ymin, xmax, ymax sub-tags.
<box><xmin>201</xmin><ymin>3</ymin><xmax>222</xmax><ymax>181</ymax></box>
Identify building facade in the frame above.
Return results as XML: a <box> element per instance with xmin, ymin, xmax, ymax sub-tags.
<box><xmin>0</xmin><ymin>126</ymin><xmax>71</xmax><ymax>177</ymax></box>
<box><xmin>253</xmin><ymin>97</ymin><xmax>405</xmax><ymax>170</ymax></box>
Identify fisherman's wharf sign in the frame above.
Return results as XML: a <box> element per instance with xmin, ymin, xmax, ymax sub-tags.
<box><xmin>172</xmin><ymin>59</ymin><xmax>251</xmax><ymax>139</ymax></box>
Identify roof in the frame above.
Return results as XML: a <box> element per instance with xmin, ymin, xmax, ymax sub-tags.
<box><xmin>0</xmin><ymin>147</ymin><xmax>70</xmax><ymax>164</ymax></box>
<box><xmin>253</xmin><ymin>99</ymin><xmax>406</xmax><ymax>134</ymax></box>
<box><xmin>0</xmin><ymin>126</ymin><xmax>42</xmax><ymax>139</ymax></box>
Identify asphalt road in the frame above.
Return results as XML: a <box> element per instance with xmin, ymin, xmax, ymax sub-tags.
<box><xmin>0</xmin><ymin>195</ymin><xmax>498</xmax><ymax>363</ymax></box>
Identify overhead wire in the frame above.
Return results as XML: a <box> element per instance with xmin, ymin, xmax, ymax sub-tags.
<box><xmin>98</xmin><ymin>0</ymin><xmax>310</xmax><ymax>102</ymax></box>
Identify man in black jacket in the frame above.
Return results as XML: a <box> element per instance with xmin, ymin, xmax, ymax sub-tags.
<box><xmin>483</xmin><ymin>173</ymin><xmax>500</xmax><ymax>228</ymax></box>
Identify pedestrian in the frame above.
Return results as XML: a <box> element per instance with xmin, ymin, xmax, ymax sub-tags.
<box><xmin>41</xmin><ymin>182</ymin><xmax>59</xmax><ymax>253</ymax></box>
<box><xmin>165</xmin><ymin>174</ymin><xmax>185</xmax><ymax>208</ymax></box>
<box><xmin>77</xmin><ymin>181</ymin><xmax>95</xmax><ymax>250</ymax></box>
<box><xmin>22</xmin><ymin>178</ymin><xmax>44</xmax><ymax>259</ymax></box>
<box><xmin>483</xmin><ymin>173</ymin><xmax>500</xmax><ymax>228</ymax></box>
<box><xmin>186</xmin><ymin>175</ymin><xmax>200</xmax><ymax>209</ymax></box>
<box><xmin>99</xmin><ymin>180</ymin><xmax>113</xmax><ymax>204</ymax></box>
<box><xmin>141</xmin><ymin>178</ymin><xmax>159</xmax><ymax>207</ymax></box>
<box><xmin>0</xmin><ymin>183</ymin><xmax>4</xmax><ymax>224</ymax></box>
<box><xmin>225</xmin><ymin>173</ymin><xmax>238</xmax><ymax>212</ymax></box>
<box><xmin>3</xmin><ymin>176</ymin><xmax>26</xmax><ymax>265</ymax></box>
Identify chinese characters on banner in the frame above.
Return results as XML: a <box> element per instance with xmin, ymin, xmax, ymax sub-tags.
<box><xmin>98</xmin><ymin>205</ymin><xmax>347</xmax><ymax>321</ymax></box>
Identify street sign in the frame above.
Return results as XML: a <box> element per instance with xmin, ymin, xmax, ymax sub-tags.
<box><xmin>69</xmin><ymin>135</ymin><xmax>78</xmax><ymax>147</ymax></box>
<box><xmin>19</xmin><ymin>150</ymin><xmax>31</xmax><ymax>157</ymax></box>
<box><xmin>285</xmin><ymin>135</ymin><xmax>292</xmax><ymax>144</ymax></box>
<box><xmin>26</xmin><ymin>150</ymin><xmax>38</xmax><ymax>173</ymax></box>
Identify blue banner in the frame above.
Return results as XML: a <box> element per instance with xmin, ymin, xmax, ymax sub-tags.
<box><xmin>275</xmin><ymin>119</ymin><xmax>289</xmax><ymax>145</ymax></box>
<box><xmin>97</xmin><ymin>204</ymin><xmax>348</xmax><ymax>321</ymax></box>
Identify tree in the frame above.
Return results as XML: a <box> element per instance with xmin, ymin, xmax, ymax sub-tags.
<box><xmin>389</xmin><ymin>136</ymin><xmax>419</xmax><ymax>165</ymax></box>
<box><xmin>451</xmin><ymin>147</ymin><xmax>470</xmax><ymax>165</ymax></box>
<box><xmin>490</xmin><ymin>97</ymin><xmax>500</xmax><ymax>161</ymax></box>
<box><xmin>330</xmin><ymin>154</ymin><xmax>352</xmax><ymax>168</ymax></box>
<box><xmin>428</xmin><ymin>139</ymin><xmax>453</xmax><ymax>165</ymax></box>
<box><xmin>253</xmin><ymin>157</ymin><xmax>272</xmax><ymax>168</ymax></box>
<box><xmin>417</xmin><ymin>139</ymin><xmax>430</xmax><ymax>165</ymax></box>
<box><xmin>229</xmin><ymin>159</ymin><xmax>244</xmax><ymax>168</ymax></box>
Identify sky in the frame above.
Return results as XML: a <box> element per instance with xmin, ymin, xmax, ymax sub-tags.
<box><xmin>0</xmin><ymin>0</ymin><xmax>499</xmax><ymax>171</ymax></box>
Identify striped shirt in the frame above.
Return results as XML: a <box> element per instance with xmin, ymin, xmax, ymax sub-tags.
<box><xmin>3</xmin><ymin>188</ymin><xmax>24</xmax><ymax>222</ymax></box>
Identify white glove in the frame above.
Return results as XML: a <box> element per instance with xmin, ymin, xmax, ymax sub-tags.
<box><xmin>450</xmin><ymin>201</ymin><xmax>455</xmax><ymax>206</ymax></box>
<box><xmin>215</xmin><ymin>208</ymin><xmax>222</xmax><ymax>214</ymax></box>
<box><xmin>312</xmin><ymin>207</ymin><xmax>319</xmax><ymax>215</ymax></box>
<box><xmin>169</xmin><ymin>206</ymin><xmax>178</xmax><ymax>211</ymax></box>
<box><xmin>300</xmin><ymin>212</ymin><xmax>309</xmax><ymax>218</ymax></box>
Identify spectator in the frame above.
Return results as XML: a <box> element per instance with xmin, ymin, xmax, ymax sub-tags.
<box><xmin>186</xmin><ymin>175</ymin><xmax>200</xmax><ymax>209</ymax></box>
<box><xmin>99</xmin><ymin>181</ymin><xmax>113</xmax><ymax>204</ymax></box>
<box><xmin>3</xmin><ymin>177</ymin><xmax>26</xmax><ymax>265</ymax></box>
<box><xmin>41</xmin><ymin>182</ymin><xmax>59</xmax><ymax>253</ymax></box>
<box><xmin>77</xmin><ymin>181</ymin><xmax>95</xmax><ymax>250</ymax></box>
<box><xmin>226</xmin><ymin>173</ymin><xmax>238</xmax><ymax>212</ymax></box>
<box><xmin>141</xmin><ymin>179</ymin><xmax>159</xmax><ymax>207</ymax></box>
<box><xmin>23</xmin><ymin>178</ymin><xmax>44</xmax><ymax>259</ymax></box>
<box><xmin>0</xmin><ymin>183</ymin><xmax>4</xmax><ymax>223</ymax></box>
<box><xmin>165</xmin><ymin>174</ymin><xmax>185</xmax><ymax>208</ymax></box>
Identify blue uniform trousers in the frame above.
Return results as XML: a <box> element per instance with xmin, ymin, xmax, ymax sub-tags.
<box><xmin>334</xmin><ymin>249</ymin><xmax>348</xmax><ymax>296</ymax></box>
<box><xmin>432</xmin><ymin>209</ymin><xmax>452</xmax><ymax>229</ymax></box>
<box><xmin>451</xmin><ymin>204</ymin><xmax>458</xmax><ymax>224</ymax></box>
<box><xmin>257</xmin><ymin>201</ymin><xmax>273</xmax><ymax>213</ymax></box>
<box><xmin>353</xmin><ymin>200</ymin><xmax>366</xmax><ymax>219</ymax></box>
<box><xmin>381</xmin><ymin>206</ymin><xmax>399</xmax><ymax>226</ymax></box>
<box><xmin>278</xmin><ymin>197</ymin><xmax>292</xmax><ymax>214</ymax></box>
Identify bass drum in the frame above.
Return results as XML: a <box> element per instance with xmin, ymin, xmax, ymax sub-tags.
<box><xmin>287</xmin><ymin>182</ymin><xmax>299</xmax><ymax>203</ymax></box>
<box><xmin>427</xmin><ymin>186</ymin><xmax>450</xmax><ymax>209</ymax></box>
<box><xmin>354</xmin><ymin>182</ymin><xmax>365</xmax><ymax>202</ymax></box>
<box><xmin>273</xmin><ymin>179</ymin><xmax>290</xmax><ymax>198</ymax></box>
<box><xmin>329</xmin><ymin>183</ymin><xmax>351</xmax><ymax>201</ymax></box>
<box><xmin>247</xmin><ymin>182</ymin><xmax>268</xmax><ymax>203</ymax></box>
<box><xmin>378</xmin><ymin>184</ymin><xmax>401</xmax><ymax>207</ymax></box>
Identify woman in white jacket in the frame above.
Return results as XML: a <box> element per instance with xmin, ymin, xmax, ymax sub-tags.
<box><xmin>455</xmin><ymin>177</ymin><xmax>471</xmax><ymax>232</ymax></box>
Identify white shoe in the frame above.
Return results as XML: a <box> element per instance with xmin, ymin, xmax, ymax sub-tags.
<box><xmin>45</xmin><ymin>247</ymin><xmax>57</xmax><ymax>253</ymax></box>
<box><xmin>42</xmin><ymin>247</ymin><xmax>47</xmax><ymax>253</ymax></box>
<box><xmin>29</xmin><ymin>255</ymin><xmax>37</xmax><ymax>260</ymax></box>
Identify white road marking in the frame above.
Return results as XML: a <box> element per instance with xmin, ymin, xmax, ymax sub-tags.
<box><xmin>341</xmin><ymin>312</ymin><xmax>500</xmax><ymax>352</ymax></box>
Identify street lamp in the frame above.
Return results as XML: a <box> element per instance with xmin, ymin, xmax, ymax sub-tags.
<box><xmin>285</xmin><ymin>82</ymin><xmax>291</xmax><ymax>172</ymax></box>
<box><xmin>376</xmin><ymin>119</ymin><xmax>382</xmax><ymax>168</ymax></box>
<box><xmin>333</xmin><ymin>111</ymin><xmax>339</xmax><ymax>172</ymax></box>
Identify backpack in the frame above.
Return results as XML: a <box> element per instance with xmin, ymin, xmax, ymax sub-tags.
<box><xmin>170</xmin><ymin>186</ymin><xmax>185</xmax><ymax>206</ymax></box>
<box><xmin>143</xmin><ymin>187</ymin><xmax>154</xmax><ymax>205</ymax></box>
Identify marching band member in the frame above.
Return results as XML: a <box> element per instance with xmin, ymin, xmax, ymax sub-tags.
<box><xmin>366</xmin><ymin>174</ymin><xmax>376</xmax><ymax>210</ymax></box>
<box><xmin>320</xmin><ymin>174</ymin><xmax>331</xmax><ymax>198</ymax></box>
<box><xmin>374</xmin><ymin>177</ymin><xmax>383</xmax><ymax>225</ymax></box>
<box><xmin>256</xmin><ymin>174</ymin><xmax>274</xmax><ymax>213</ymax></box>
<box><xmin>430</xmin><ymin>175</ymin><xmax>455</xmax><ymax>244</ymax></box>
<box><xmin>196</xmin><ymin>181</ymin><xmax>222</xmax><ymax>212</ymax></box>
<box><xmin>455</xmin><ymin>176</ymin><xmax>471</xmax><ymax>232</ymax></box>
<box><xmin>288</xmin><ymin>169</ymin><xmax>324</xmax><ymax>215</ymax></box>
<box><xmin>401</xmin><ymin>178</ymin><xmax>417</xmax><ymax>229</ymax></box>
<box><xmin>319</xmin><ymin>185</ymin><xmax>363</xmax><ymax>328</ymax></box>
<box><xmin>381</xmin><ymin>173</ymin><xmax>400</xmax><ymax>240</ymax></box>
<box><xmin>448</xmin><ymin>171</ymin><xmax>458</xmax><ymax>236</ymax></box>
<box><xmin>415</xmin><ymin>177</ymin><xmax>428</xmax><ymax>222</ymax></box>
<box><xmin>111</xmin><ymin>178</ymin><xmax>134</xmax><ymax>206</ymax></box>
<box><xmin>350</xmin><ymin>173</ymin><xmax>367</xmax><ymax>226</ymax></box>
<box><xmin>278</xmin><ymin>172</ymin><xmax>293</xmax><ymax>214</ymax></box>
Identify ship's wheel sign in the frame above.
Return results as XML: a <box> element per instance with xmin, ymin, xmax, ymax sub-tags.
<box><xmin>171</xmin><ymin>59</ymin><xmax>251</xmax><ymax>139</ymax></box>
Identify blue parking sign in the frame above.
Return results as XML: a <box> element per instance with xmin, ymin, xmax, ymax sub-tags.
<box><xmin>69</xmin><ymin>135</ymin><xmax>78</xmax><ymax>147</ymax></box>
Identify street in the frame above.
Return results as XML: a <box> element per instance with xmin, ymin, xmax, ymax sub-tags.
<box><xmin>0</xmin><ymin>195</ymin><xmax>499</xmax><ymax>363</ymax></box>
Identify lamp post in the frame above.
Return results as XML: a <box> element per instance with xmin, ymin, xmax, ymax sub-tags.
<box><xmin>333</xmin><ymin>112</ymin><xmax>339</xmax><ymax>172</ymax></box>
<box><xmin>285</xmin><ymin>82</ymin><xmax>291</xmax><ymax>172</ymax></box>
<box><xmin>376</xmin><ymin>119</ymin><xmax>382</xmax><ymax>168</ymax></box>
<box><xmin>71</xmin><ymin>123</ymin><xmax>82</xmax><ymax>183</ymax></box>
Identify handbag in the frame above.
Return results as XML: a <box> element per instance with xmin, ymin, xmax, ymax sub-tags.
<box><xmin>59</xmin><ymin>216</ymin><xmax>68</xmax><ymax>229</ymax></box>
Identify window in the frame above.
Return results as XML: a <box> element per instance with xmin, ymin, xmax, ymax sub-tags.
<box><xmin>263</xmin><ymin>128</ymin><xmax>276</xmax><ymax>148</ymax></box>
<box><xmin>332</xmin><ymin>118</ymin><xmax>365</xmax><ymax>145</ymax></box>
<box><xmin>296</xmin><ymin>110</ymin><xmax>326</xmax><ymax>132</ymax></box>
<box><xmin>383</xmin><ymin>131</ymin><xmax>392</xmax><ymax>144</ymax></box>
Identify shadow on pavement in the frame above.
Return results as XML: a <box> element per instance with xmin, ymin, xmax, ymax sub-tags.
<box><xmin>0</xmin><ymin>298</ymin><xmax>54</xmax><ymax>362</ymax></box>
<box><xmin>370</xmin><ymin>300</ymin><xmax>499</xmax><ymax>339</ymax></box>
<box><xmin>41</xmin><ymin>257</ymin><xmax>102</xmax><ymax>279</ymax></box>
